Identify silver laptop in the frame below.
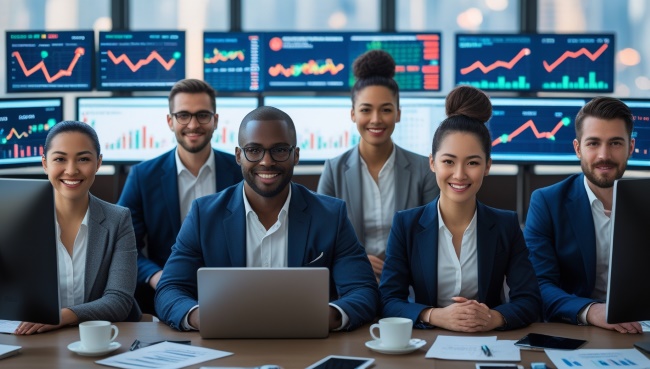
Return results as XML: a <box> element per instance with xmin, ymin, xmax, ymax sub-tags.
<box><xmin>197</xmin><ymin>267</ymin><xmax>330</xmax><ymax>339</ymax></box>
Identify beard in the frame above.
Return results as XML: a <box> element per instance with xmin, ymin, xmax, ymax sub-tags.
<box><xmin>581</xmin><ymin>159</ymin><xmax>627</xmax><ymax>188</ymax></box>
<box><xmin>176</xmin><ymin>128</ymin><xmax>212</xmax><ymax>154</ymax></box>
<box><xmin>244</xmin><ymin>166</ymin><xmax>293</xmax><ymax>198</ymax></box>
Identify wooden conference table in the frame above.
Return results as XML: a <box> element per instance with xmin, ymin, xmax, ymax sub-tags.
<box><xmin>1</xmin><ymin>322</ymin><xmax>648</xmax><ymax>368</ymax></box>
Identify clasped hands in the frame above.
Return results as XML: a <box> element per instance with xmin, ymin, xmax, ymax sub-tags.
<box><xmin>424</xmin><ymin>296</ymin><xmax>505</xmax><ymax>332</ymax></box>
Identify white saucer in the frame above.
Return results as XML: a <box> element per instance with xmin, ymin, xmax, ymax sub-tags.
<box><xmin>67</xmin><ymin>341</ymin><xmax>121</xmax><ymax>357</ymax></box>
<box><xmin>365</xmin><ymin>338</ymin><xmax>427</xmax><ymax>354</ymax></box>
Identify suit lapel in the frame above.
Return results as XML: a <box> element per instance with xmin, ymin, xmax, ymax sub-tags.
<box><xmin>344</xmin><ymin>150</ymin><xmax>364</xmax><ymax>244</ymax></box>
<box><xmin>566</xmin><ymin>174</ymin><xmax>596</xmax><ymax>291</ymax></box>
<box><xmin>394</xmin><ymin>146</ymin><xmax>412</xmax><ymax>211</ymax></box>
<box><xmin>288</xmin><ymin>183</ymin><xmax>310</xmax><ymax>267</ymax></box>
<box><xmin>476</xmin><ymin>202</ymin><xmax>497</xmax><ymax>303</ymax></box>
<box><xmin>224</xmin><ymin>182</ymin><xmax>247</xmax><ymax>267</ymax></box>
<box><xmin>162</xmin><ymin>150</ymin><xmax>181</xmax><ymax>237</ymax></box>
<box><xmin>85</xmin><ymin>195</ymin><xmax>108</xmax><ymax>301</ymax></box>
<box><xmin>416</xmin><ymin>201</ymin><xmax>440</xmax><ymax>305</ymax></box>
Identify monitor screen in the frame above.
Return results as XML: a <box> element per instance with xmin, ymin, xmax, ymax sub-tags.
<box><xmin>203</xmin><ymin>32</ymin><xmax>262</xmax><ymax>92</ymax></box>
<box><xmin>77</xmin><ymin>96</ymin><xmax>258</xmax><ymax>162</ymax></box>
<box><xmin>0</xmin><ymin>98</ymin><xmax>63</xmax><ymax>167</ymax></box>
<box><xmin>6</xmin><ymin>30</ymin><xmax>94</xmax><ymax>92</ymax></box>
<box><xmin>348</xmin><ymin>33</ymin><xmax>441</xmax><ymax>92</ymax></box>
<box><xmin>455</xmin><ymin>33</ymin><xmax>614</xmax><ymax>92</ymax></box>
<box><xmin>488</xmin><ymin>98</ymin><xmax>585</xmax><ymax>163</ymax></box>
<box><xmin>607</xmin><ymin>178</ymin><xmax>650</xmax><ymax>324</ymax></box>
<box><xmin>97</xmin><ymin>31</ymin><xmax>185</xmax><ymax>91</ymax></box>
<box><xmin>623</xmin><ymin>99</ymin><xmax>650</xmax><ymax>168</ymax></box>
<box><xmin>0</xmin><ymin>178</ymin><xmax>59</xmax><ymax>325</ymax></box>
<box><xmin>263</xmin><ymin>96</ymin><xmax>445</xmax><ymax>161</ymax></box>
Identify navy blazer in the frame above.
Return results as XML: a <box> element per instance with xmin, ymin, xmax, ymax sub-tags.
<box><xmin>117</xmin><ymin>148</ymin><xmax>242</xmax><ymax>284</ymax></box>
<box><xmin>380</xmin><ymin>198</ymin><xmax>541</xmax><ymax>330</ymax></box>
<box><xmin>524</xmin><ymin>173</ymin><xmax>598</xmax><ymax>324</ymax></box>
<box><xmin>155</xmin><ymin>182</ymin><xmax>379</xmax><ymax>331</ymax></box>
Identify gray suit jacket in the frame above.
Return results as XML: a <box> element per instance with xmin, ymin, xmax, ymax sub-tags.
<box><xmin>67</xmin><ymin>195</ymin><xmax>141</xmax><ymax>322</ymax></box>
<box><xmin>317</xmin><ymin>144</ymin><xmax>439</xmax><ymax>247</ymax></box>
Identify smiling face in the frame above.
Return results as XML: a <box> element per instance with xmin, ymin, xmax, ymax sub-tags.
<box><xmin>351</xmin><ymin>85</ymin><xmax>400</xmax><ymax>150</ymax></box>
<box><xmin>42</xmin><ymin>131</ymin><xmax>102</xmax><ymax>204</ymax></box>
<box><xmin>574</xmin><ymin>116</ymin><xmax>634</xmax><ymax>189</ymax></box>
<box><xmin>235</xmin><ymin>119</ymin><xmax>299</xmax><ymax>200</ymax></box>
<box><xmin>167</xmin><ymin>92</ymin><xmax>218</xmax><ymax>155</ymax></box>
<box><xmin>430</xmin><ymin>132</ymin><xmax>490</xmax><ymax>207</ymax></box>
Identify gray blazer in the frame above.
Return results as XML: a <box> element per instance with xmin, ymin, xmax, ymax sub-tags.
<box><xmin>67</xmin><ymin>195</ymin><xmax>141</xmax><ymax>322</ymax></box>
<box><xmin>317</xmin><ymin>144</ymin><xmax>439</xmax><ymax>247</ymax></box>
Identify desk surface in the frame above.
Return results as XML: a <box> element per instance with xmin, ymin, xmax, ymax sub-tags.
<box><xmin>1</xmin><ymin>322</ymin><xmax>648</xmax><ymax>368</ymax></box>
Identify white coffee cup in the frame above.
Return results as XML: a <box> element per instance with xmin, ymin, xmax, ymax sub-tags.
<box><xmin>369</xmin><ymin>317</ymin><xmax>412</xmax><ymax>349</ymax></box>
<box><xmin>79</xmin><ymin>320</ymin><xmax>119</xmax><ymax>351</ymax></box>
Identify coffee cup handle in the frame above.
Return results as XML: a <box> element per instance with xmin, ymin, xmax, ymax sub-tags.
<box><xmin>369</xmin><ymin>323</ymin><xmax>381</xmax><ymax>341</ymax></box>
<box><xmin>109</xmin><ymin>325</ymin><xmax>119</xmax><ymax>342</ymax></box>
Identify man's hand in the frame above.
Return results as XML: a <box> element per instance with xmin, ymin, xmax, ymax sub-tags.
<box><xmin>149</xmin><ymin>270</ymin><xmax>163</xmax><ymax>290</ymax></box>
<box><xmin>328</xmin><ymin>306</ymin><xmax>342</xmax><ymax>330</ymax></box>
<box><xmin>188</xmin><ymin>308</ymin><xmax>200</xmax><ymax>330</ymax></box>
<box><xmin>586</xmin><ymin>303</ymin><xmax>642</xmax><ymax>333</ymax></box>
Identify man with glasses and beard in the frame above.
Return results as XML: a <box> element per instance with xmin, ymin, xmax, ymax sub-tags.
<box><xmin>524</xmin><ymin>97</ymin><xmax>643</xmax><ymax>334</ymax></box>
<box><xmin>155</xmin><ymin>106</ymin><xmax>378</xmax><ymax>332</ymax></box>
<box><xmin>118</xmin><ymin>79</ymin><xmax>242</xmax><ymax>315</ymax></box>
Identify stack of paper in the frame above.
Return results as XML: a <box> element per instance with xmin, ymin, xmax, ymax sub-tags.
<box><xmin>96</xmin><ymin>342</ymin><xmax>232</xmax><ymax>369</ymax></box>
<box><xmin>426</xmin><ymin>335</ymin><xmax>521</xmax><ymax>361</ymax></box>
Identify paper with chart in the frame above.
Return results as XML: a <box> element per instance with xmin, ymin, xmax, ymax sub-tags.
<box><xmin>426</xmin><ymin>335</ymin><xmax>521</xmax><ymax>361</ymax></box>
<box><xmin>545</xmin><ymin>348</ymin><xmax>650</xmax><ymax>369</ymax></box>
<box><xmin>95</xmin><ymin>341</ymin><xmax>232</xmax><ymax>369</ymax></box>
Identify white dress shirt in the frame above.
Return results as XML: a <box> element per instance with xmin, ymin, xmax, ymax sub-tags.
<box><xmin>436</xmin><ymin>203</ymin><xmax>479</xmax><ymax>308</ymax></box>
<box><xmin>56</xmin><ymin>208</ymin><xmax>90</xmax><ymax>309</ymax></box>
<box><xmin>175</xmin><ymin>148</ymin><xmax>216</xmax><ymax>222</ymax></box>
<box><xmin>583</xmin><ymin>176</ymin><xmax>612</xmax><ymax>302</ymax></box>
<box><xmin>359</xmin><ymin>148</ymin><xmax>396</xmax><ymax>256</ymax></box>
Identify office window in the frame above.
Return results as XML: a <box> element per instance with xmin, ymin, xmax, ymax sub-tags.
<box><xmin>242</xmin><ymin>0</ymin><xmax>380</xmax><ymax>31</ymax></box>
<box><xmin>538</xmin><ymin>0</ymin><xmax>650</xmax><ymax>97</ymax></box>
<box><xmin>396</xmin><ymin>0</ymin><xmax>519</xmax><ymax>93</ymax></box>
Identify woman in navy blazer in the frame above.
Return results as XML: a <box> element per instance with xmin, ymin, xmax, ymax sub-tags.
<box><xmin>15</xmin><ymin>121</ymin><xmax>139</xmax><ymax>335</ymax></box>
<box><xmin>380</xmin><ymin>86</ymin><xmax>541</xmax><ymax>331</ymax></box>
<box><xmin>318</xmin><ymin>50</ymin><xmax>438</xmax><ymax>279</ymax></box>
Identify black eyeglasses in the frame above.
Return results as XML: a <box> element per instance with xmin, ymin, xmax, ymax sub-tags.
<box><xmin>171</xmin><ymin>111</ymin><xmax>214</xmax><ymax>125</ymax></box>
<box><xmin>240</xmin><ymin>145</ymin><xmax>295</xmax><ymax>162</ymax></box>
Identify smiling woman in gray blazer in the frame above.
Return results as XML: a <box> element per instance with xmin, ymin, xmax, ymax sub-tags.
<box><xmin>317</xmin><ymin>51</ymin><xmax>439</xmax><ymax>279</ymax></box>
<box><xmin>15</xmin><ymin>121</ymin><xmax>140</xmax><ymax>335</ymax></box>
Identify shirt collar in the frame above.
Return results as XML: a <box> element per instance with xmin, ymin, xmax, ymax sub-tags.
<box><xmin>359</xmin><ymin>144</ymin><xmax>397</xmax><ymax>172</ymax></box>
<box><xmin>242</xmin><ymin>184</ymin><xmax>292</xmax><ymax>220</ymax></box>
<box><xmin>175</xmin><ymin>148</ymin><xmax>215</xmax><ymax>177</ymax></box>
<box><xmin>436</xmin><ymin>200</ymin><xmax>478</xmax><ymax>234</ymax></box>
<box><xmin>55</xmin><ymin>205</ymin><xmax>90</xmax><ymax>234</ymax></box>
<box><xmin>583</xmin><ymin>175</ymin><xmax>605</xmax><ymax>211</ymax></box>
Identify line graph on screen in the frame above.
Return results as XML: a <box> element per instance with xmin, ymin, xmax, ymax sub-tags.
<box><xmin>492</xmin><ymin>117</ymin><xmax>571</xmax><ymax>146</ymax></box>
<box><xmin>11</xmin><ymin>47</ymin><xmax>85</xmax><ymax>83</ymax></box>
<box><xmin>460</xmin><ymin>48</ymin><xmax>531</xmax><ymax>75</ymax></box>
<box><xmin>106</xmin><ymin>50</ymin><xmax>179</xmax><ymax>72</ymax></box>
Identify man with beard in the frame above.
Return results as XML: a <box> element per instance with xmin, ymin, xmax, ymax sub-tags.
<box><xmin>524</xmin><ymin>97</ymin><xmax>642</xmax><ymax>333</ymax></box>
<box><xmin>118</xmin><ymin>79</ymin><xmax>242</xmax><ymax>314</ymax></box>
<box><xmin>154</xmin><ymin>106</ymin><xmax>378</xmax><ymax>332</ymax></box>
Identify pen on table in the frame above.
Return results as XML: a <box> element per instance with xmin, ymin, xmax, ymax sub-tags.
<box><xmin>481</xmin><ymin>344</ymin><xmax>492</xmax><ymax>357</ymax></box>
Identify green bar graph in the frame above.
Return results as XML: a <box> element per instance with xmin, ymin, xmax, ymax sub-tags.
<box><xmin>459</xmin><ymin>76</ymin><xmax>530</xmax><ymax>90</ymax></box>
<box><xmin>542</xmin><ymin>71</ymin><xmax>609</xmax><ymax>90</ymax></box>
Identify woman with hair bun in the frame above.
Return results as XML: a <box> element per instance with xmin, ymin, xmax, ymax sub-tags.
<box><xmin>318</xmin><ymin>50</ymin><xmax>439</xmax><ymax>280</ymax></box>
<box><xmin>380</xmin><ymin>85</ymin><xmax>541</xmax><ymax>331</ymax></box>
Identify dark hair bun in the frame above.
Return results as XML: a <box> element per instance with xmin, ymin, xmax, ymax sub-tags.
<box><xmin>352</xmin><ymin>50</ymin><xmax>396</xmax><ymax>80</ymax></box>
<box><xmin>445</xmin><ymin>85</ymin><xmax>492</xmax><ymax>124</ymax></box>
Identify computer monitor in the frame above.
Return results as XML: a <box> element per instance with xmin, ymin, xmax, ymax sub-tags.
<box><xmin>203</xmin><ymin>32</ymin><xmax>263</xmax><ymax>92</ymax></box>
<box><xmin>606</xmin><ymin>178</ymin><xmax>650</xmax><ymax>325</ymax></box>
<box><xmin>0</xmin><ymin>98</ymin><xmax>64</xmax><ymax>167</ymax></box>
<box><xmin>6</xmin><ymin>30</ymin><xmax>94</xmax><ymax>92</ymax></box>
<box><xmin>623</xmin><ymin>99</ymin><xmax>650</xmax><ymax>168</ymax></box>
<box><xmin>97</xmin><ymin>30</ymin><xmax>186</xmax><ymax>91</ymax></box>
<box><xmin>455</xmin><ymin>33</ymin><xmax>614</xmax><ymax>92</ymax></box>
<box><xmin>263</xmin><ymin>95</ymin><xmax>445</xmax><ymax>161</ymax></box>
<box><xmin>0</xmin><ymin>178</ymin><xmax>60</xmax><ymax>325</ymax></box>
<box><xmin>488</xmin><ymin>97</ymin><xmax>585</xmax><ymax>163</ymax></box>
<box><xmin>76</xmin><ymin>96</ymin><xmax>258</xmax><ymax>162</ymax></box>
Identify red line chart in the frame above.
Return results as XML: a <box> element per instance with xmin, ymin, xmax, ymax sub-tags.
<box><xmin>460</xmin><ymin>48</ymin><xmax>531</xmax><ymax>75</ymax></box>
<box><xmin>542</xmin><ymin>43</ymin><xmax>609</xmax><ymax>73</ymax></box>
<box><xmin>11</xmin><ymin>47</ymin><xmax>85</xmax><ymax>83</ymax></box>
<box><xmin>106</xmin><ymin>50</ymin><xmax>176</xmax><ymax>72</ymax></box>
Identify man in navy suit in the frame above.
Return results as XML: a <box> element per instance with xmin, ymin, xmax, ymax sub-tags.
<box><xmin>155</xmin><ymin>106</ymin><xmax>378</xmax><ymax>331</ymax></box>
<box><xmin>525</xmin><ymin>97</ymin><xmax>642</xmax><ymax>333</ymax></box>
<box><xmin>118</xmin><ymin>79</ymin><xmax>242</xmax><ymax>314</ymax></box>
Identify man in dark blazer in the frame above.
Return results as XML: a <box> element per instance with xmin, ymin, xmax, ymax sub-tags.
<box><xmin>524</xmin><ymin>97</ymin><xmax>642</xmax><ymax>334</ymax></box>
<box><xmin>118</xmin><ymin>79</ymin><xmax>242</xmax><ymax>314</ymax></box>
<box><xmin>155</xmin><ymin>106</ymin><xmax>378</xmax><ymax>332</ymax></box>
